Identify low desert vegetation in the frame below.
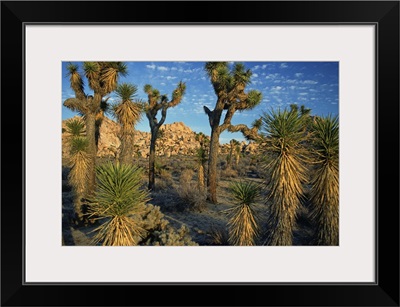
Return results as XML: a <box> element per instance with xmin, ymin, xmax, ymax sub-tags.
<box><xmin>62</xmin><ymin>61</ymin><xmax>339</xmax><ymax>246</ymax></box>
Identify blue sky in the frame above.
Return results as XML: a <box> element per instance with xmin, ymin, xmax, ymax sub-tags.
<box><xmin>62</xmin><ymin>61</ymin><xmax>338</xmax><ymax>144</ymax></box>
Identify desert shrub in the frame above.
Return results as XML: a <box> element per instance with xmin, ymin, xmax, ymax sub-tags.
<box><xmin>176</xmin><ymin>169</ymin><xmax>207</xmax><ymax>212</ymax></box>
<box><xmin>145</xmin><ymin>225</ymin><xmax>198</xmax><ymax>246</ymax></box>
<box><xmin>220</xmin><ymin>167</ymin><xmax>238</xmax><ymax>178</ymax></box>
<box><xmin>157</xmin><ymin>169</ymin><xmax>174</xmax><ymax>191</ymax></box>
<box><xmin>136</xmin><ymin>204</ymin><xmax>198</xmax><ymax>246</ymax></box>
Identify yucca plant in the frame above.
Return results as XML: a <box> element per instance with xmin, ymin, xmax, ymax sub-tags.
<box><xmin>112</xmin><ymin>83</ymin><xmax>143</xmax><ymax>164</ymax></box>
<box><xmin>68</xmin><ymin>137</ymin><xmax>91</xmax><ymax>222</ymax></box>
<box><xmin>310</xmin><ymin>115</ymin><xmax>339</xmax><ymax>245</ymax></box>
<box><xmin>88</xmin><ymin>162</ymin><xmax>150</xmax><ymax>246</ymax></box>
<box><xmin>261</xmin><ymin>108</ymin><xmax>310</xmax><ymax>246</ymax></box>
<box><xmin>65</xmin><ymin>118</ymin><xmax>86</xmax><ymax>138</ymax></box>
<box><xmin>225</xmin><ymin>181</ymin><xmax>261</xmax><ymax>246</ymax></box>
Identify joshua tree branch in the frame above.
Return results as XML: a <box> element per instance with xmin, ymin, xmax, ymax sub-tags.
<box><xmin>227</xmin><ymin>124</ymin><xmax>261</xmax><ymax>141</ymax></box>
<box><xmin>63</xmin><ymin>98</ymin><xmax>87</xmax><ymax>114</ymax></box>
<box><xmin>220</xmin><ymin>106</ymin><xmax>237</xmax><ymax>132</ymax></box>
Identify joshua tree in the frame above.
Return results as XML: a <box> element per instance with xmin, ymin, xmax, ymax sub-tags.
<box><xmin>227</xmin><ymin>139</ymin><xmax>240</xmax><ymax>169</ymax></box>
<box><xmin>310</xmin><ymin>115</ymin><xmax>339</xmax><ymax>245</ymax></box>
<box><xmin>64</xmin><ymin>118</ymin><xmax>89</xmax><ymax>222</ymax></box>
<box><xmin>226</xmin><ymin>181</ymin><xmax>260</xmax><ymax>246</ymax></box>
<box><xmin>63</xmin><ymin>62</ymin><xmax>127</xmax><ymax>195</ymax></box>
<box><xmin>196</xmin><ymin>147</ymin><xmax>207</xmax><ymax>191</ymax></box>
<box><xmin>88</xmin><ymin>162</ymin><xmax>150</xmax><ymax>246</ymax></box>
<box><xmin>112</xmin><ymin>83</ymin><xmax>143</xmax><ymax>164</ymax></box>
<box><xmin>195</xmin><ymin>132</ymin><xmax>209</xmax><ymax>191</ymax></box>
<box><xmin>144</xmin><ymin>82</ymin><xmax>186</xmax><ymax>190</ymax></box>
<box><xmin>68</xmin><ymin>137</ymin><xmax>91</xmax><ymax>222</ymax></box>
<box><xmin>262</xmin><ymin>108</ymin><xmax>310</xmax><ymax>245</ymax></box>
<box><xmin>203</xmin><ymin>62</ymin><xmax>262</xmax><ymax>203</ymax></box>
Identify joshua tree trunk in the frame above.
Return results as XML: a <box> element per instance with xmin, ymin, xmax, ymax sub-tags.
<box><xmin>207</xmin><ymin>126</ymin><xmax>221</xmax><ymax>203</ymax></box>
<box><xmin>119</xmin><ymin>133</ymin><xmax>134</xmax><ymax>165</ymax></box>
<box><xmin>198</xmin><ymin>164</ymin><xmax>205</xmax><ymax>191</ymax></box>
<box><xmin>85</xmin><ymin>112</ymin><xmax>97</xmax><ymax>196</ymax></box>
<box><xmin>148</xmin><ymin>129</ymin><xmax>158</xmax><ymax>190</ymax></box>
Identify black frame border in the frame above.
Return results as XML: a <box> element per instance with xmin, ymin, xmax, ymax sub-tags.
<box><xmin>1</xmin><ymin>1</ymin><xmax>399</xmax><ymax>306</ymax></box>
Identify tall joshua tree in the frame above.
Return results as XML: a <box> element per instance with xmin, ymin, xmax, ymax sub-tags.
<box><xmin>63</xmin><ymin>62</ymin><xmax>127</xmax><ymax>196</ymax></box>
<box><xmin>195</xmin><ymin>132</ymin><xmax>209</xmax><ymax>191</ymax></box>
<box><xmin>65</xmin><ymin>118</ymin><xmax>89</xmax><ymax>222</ymax></box>
<box><xmin>310</xmin><ymin>115</ymin><xmax>339</xmax><ymax>245</ymax></box>
<box><xmin>203</xmin><ymin>62</ymin><xmax>262</xmax><ymax>203</ymax></box>
<box><xmin>112</xmin><ymin>83</ymin><xmax>142</xmax><ymax>164</ymax></box>
<box><xmin>144</xmin><ymin>82</ymin><xmax>186</xmax><ymax>190</ymax></box>
<box><xmin>262</xmin><ymin>108</ymin><xmax>310</xmax><ymax>245</ymax></box>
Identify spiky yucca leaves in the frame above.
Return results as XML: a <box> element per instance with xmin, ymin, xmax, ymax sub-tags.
<box><xmin>113</xmin><ymin>83</ymin><xmax>143</xmax><ymax>164</ymax></box>
<box><xmin>262</xmin><ymin>109</ymin><xmax>310</xmax><ymax>246</ymax></box>
<box><xmin>65</xmin><ymin>118</ymin><xmax>86</xmax><ymax>137</ymax></box>
<box><xmin>88</xmin><ymin>162</ymin><xmax>150</xmax><ymax>246</ymax></box>
<box><xmin>310</xmin><ymin>115</ymin><xmax>339</xmax><ymax>245</ymax></box>
<box><xmin>226</xmin><ymin>181</ymin><xmax>260</xmax><ymax>246</ymax></box>
<box><xmin>68</xmin><ymin>137</ymin><xmax>91</xmax><ymax>221</ymax></box>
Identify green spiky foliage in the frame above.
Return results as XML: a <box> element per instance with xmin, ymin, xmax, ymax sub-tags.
<box><xmin>203</xmin><ymin>62</ymin><xmax>262</xmax><ymax>203</ymax></box>
<box><xmin>68</xmin><ymin>137</ymin><xmax>91</xmax><ymax>222</ymax></box>
<box><xmin>262</xmin><ymin>108</ymin><xmax>310</xmax><ymax>246</ymax></box>
<box><xmin>310</xmin><ymin>115</ymin><xmax>339</xmax><ymax>245</ymax></box>
<box><xmin>112</xmin><ymin>83</ymin><xmax>143</xmax><ymax>164</ymax></box>
<box><xmin>63</xmin><ymin>62</ymin><xmax>127</xmax><ymax>196</ymax></box>
<box><xmin>144</xmin><ymin>82</ymin><xmax>186</xmax><ymax>190</ymax></box>
<box><xmin>65</xmin><ymin>118</ymin><xmax>86</xmax><ymax>137</ymax></box>
<box><xmin>88</xmin><ymin>162</ymin><xmax>150</xmax><ymax>246</ymax></box>
<box><xmin>226</xmin><ymin>181</ymin><xmax>260</xmax><ymax>246</ymax></box>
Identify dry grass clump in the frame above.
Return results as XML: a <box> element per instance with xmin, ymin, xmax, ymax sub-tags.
<box><xmin>176</xmin><ymin>169</ymin><xmax>207</xmax><ymax>212</ymax></box>
<box><xmin>220</xmin><ymin>167</ymin><xmax>238</xmax><ymax>178</ymax></box>
<box><xmin>157</xmin><ymin>169</ymin><xmax>174</xmax><ymax>190</ymax></box>
<box><xmin>208</xmin><ymin>224</ymin><xmax>229</xmax><ymax>245</ymax></box>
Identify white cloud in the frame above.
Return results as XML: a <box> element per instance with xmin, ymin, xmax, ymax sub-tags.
<box><xmin>253</xmin><ymin>73</ymin><xmax>259</xmax><ymax>78</ymax></box>
<box><xmin>166</xmin><ymin>76</ymin><xmax>177</xmax><ymax>80</ymax></box>
<box><xmin>146</xmin><ymin>64</ymin><xmax>156</xmax><ymax>70</ymax></box>
<box><xmin>295</xmin><ymin>73</ymin><xmax>303</xmax><ymax>78</ymax></box>
<box><xmin>171</xmin><ymin>67</ymin><xmax>178</xmax><ymax>71</ymax></box>
<box><xmin>252</xmin><ymin>65</ymin><xmax>260</xmax><ymax>70</ymax></box>
<box><xmin>160</xmin><ymin>82</ymin><xmax>166</xmax><ymax>86</ymax></box>
<box><xmin>302</xmin><ymin>80</ymin><xmax>318</xmax><ymax>85</ymax></box>
<box><xmin>299</xmin><ymin>92</ymin><xmax>308</xmax><ymax>96</ymax></box>
<box><xmin>262</xmin><ymin>64</ymin><xmax>267</xmax><ymax>69</ymax></box>
<box><xmin>280</xmin><ymin>63</ymin><xmax>288</xmax><ymax>68</ymax></box>
<box><xmin>157</xmin><ymin>66</ymin><xmax>169</xmax><ymax>71</ymax></box>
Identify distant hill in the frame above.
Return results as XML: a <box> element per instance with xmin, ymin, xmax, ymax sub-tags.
<box><xmin>62</xmin><ymin>116</ymin><xmax>258</xmax><ymax>159</ymax></box>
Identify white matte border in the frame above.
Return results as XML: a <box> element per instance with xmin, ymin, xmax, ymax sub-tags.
<box><xmin>25</xmin><ymin>25</ymin><xmax>375</xmax><ymax>283</ymax></box>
